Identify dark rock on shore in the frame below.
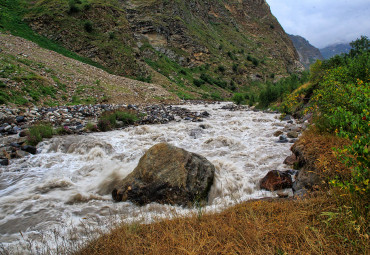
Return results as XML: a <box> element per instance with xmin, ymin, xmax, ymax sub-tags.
<box><xmin>112</xmin><ymin>143</ymin><xmax>215</xmax><ymax>206</ymax></box>
<box><xmin>260</xmin><ymin>170</ymin><xmax>293</xmax><ymax>191</ymax></box>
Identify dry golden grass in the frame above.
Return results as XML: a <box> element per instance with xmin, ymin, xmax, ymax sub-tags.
<box><xmin>75</xmin><ymin>129</ymin><xmax>368</xmax><ymax>255</ymax></box>
<box><xmin>292</xmin><ymin>127</ymin><xmax>352</xmax><ymax>182</ymax></box>
<box><xmin>76</xmin><ymin>193</ymin><xmax>368</xmax><ymax>255</ymax></box>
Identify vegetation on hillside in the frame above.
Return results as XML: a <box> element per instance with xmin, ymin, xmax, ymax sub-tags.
<box><xmin>0</xmin><ymin>0</ymin><xmax>108</xmax><ymax>71</ymax></box>
<box><xmin>2</xmin><ymin>0</ymin><xmax>300</xmax><ymax>101</ymax></box>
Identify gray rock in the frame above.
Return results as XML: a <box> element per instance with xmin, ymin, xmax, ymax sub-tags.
<box><xmin>0</xmin><ymin>158</ymin><xmax>9</xmax><ymax>166</ymax></box>
<box><xmin>277</xmin><ymin>135</ymin><xmax>289</xmax><ymax>143</ymax></box>
<box><xmin>292</xmin><ymin>169</ymin><xmax>321</xmax><ymax>191</ymax></box>
<box><xmin>21</xmin><ymin>145</ymin><xmax>37</xmax><ymax>155</ymax></box>
<box><xmin>287</xmin><ymin>131</ymin><xmax>299</xmax><ymax>138</ymax></box>
<box><xmin>112</xmin><ymin>143</ymin><xmax>215</xmax><ymax>206</ymax></box>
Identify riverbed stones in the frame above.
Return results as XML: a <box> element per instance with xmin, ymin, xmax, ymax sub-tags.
<box><xmin>287</xmin><ymin>131</ymin><xmax>299</xmax><ymax>138</ymax></box>
<box><xmin>112</xmin><ymin>143</ymin><xmax>215</xmax><ymax>206</ymax></box>
<box><xmin>260</xmin><ymin>170</ymin><xmax>293</xmax><ymax>191</ymax></box>
<box><xmin>283</xmin><ymin>154</ymin><xmax>298</xmax><ymax>166</ymax></box>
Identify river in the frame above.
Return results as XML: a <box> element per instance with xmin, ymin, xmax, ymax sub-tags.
<box><xmin>0</xmin><ymin>102</ymin><xmax>295</xmax><ymax>253</ymax></box>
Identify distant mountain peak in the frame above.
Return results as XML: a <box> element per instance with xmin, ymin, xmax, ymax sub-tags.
<box><xmin>288</xmin><ymin>34</ymin><xmax>323</xmax><ymax>69</ymax></box>
<box><xmin>320</xmin><ymin>43</ymin><xmax>351</xmax><ymax>59</ymax></box>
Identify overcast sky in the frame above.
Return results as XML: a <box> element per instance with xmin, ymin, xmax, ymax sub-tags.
<box><xmin>265</xmin><ymin>0</ymin><xmax>370</xmax><ymax>48</ymax></box>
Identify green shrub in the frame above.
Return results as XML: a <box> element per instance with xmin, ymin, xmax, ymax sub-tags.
<box><xmin>218</xmin><ymin>65</ymin><xmax>226</xmax><ymax>73</ymax></box>
<box><xmin>98</xmin><ymin>109</ymin><xmax>138</xmax><ymax>131</ymax></box>
<box><xmin>85</xmin><ymin>122</ymin><xmax>98</xmax><ymax>132</ymax></box>
<box><xmin>97</xmin><ymin>119</ymin><xmax>112</xmax><ymax>132</ymax></box>
<box><xmin>84</xmin><ymin>20</ymin><xmax>93</xmax><ymax>33</ymax></box>
<box><xmin>27</xmin><ymin>123</ymin><xmax>53</xmax><ymax>146</ymax></box>
<box><xmin>232</xmin><ymin>93</ymin><xmax>244</xmax><ymax>105</ymax></box>
<box><xmin>115</xmin><ymin>111</ymin><xmax>138</xmax><ymax>125</ymax></box>
<box><xmin>193</xmin><ymin>79</ymin><xmax>205</xmax><ymax>87</ymax></box>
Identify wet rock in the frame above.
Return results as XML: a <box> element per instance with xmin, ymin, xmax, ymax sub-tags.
<box><xmin>0</xmin><ymin>158</ymin><xmax>9</xmax><ymax>166</ymax></box>
<box><xmin>189</xmin><ymin>128</ymin><xmax>203</xmax><ymax>139</ymax></box>
<box><xmin>16</xmin><ymin>116</ymin><xmax>26</xmax><ymax>123</ymax></box>
<box><xmin>21</xmin><ymin>145</ymin><xmax>37</xmax><ymax>155</ymax></box>
<box><xmin>112</xmin><ymin>143</ymin><xmax>215</xmax><ymax>206</ymax></box>
<box><xmin>287</xmin><ymin>131</ymin><xmax>299</xmax><ymax>138</ymax></box>
<box><xmin>277</xmin><ymin>135</ymin><xmax>288</xmax><ymax>143</ymax></box>
<box><xmin>10</xmin><ymin>142</ymin><xmax>21</xmax><ymax>148</ymax></box>
<box><xmin>284</xmin><ymin>154</ymin><xmax>298</xmax><ymax>165</ymax></box>
<box><xmin>273</xmin><ymin>130</ymin><xmax>283</xmax><ymax>137</ymax></box>
<box><xmin>15</xmin><ymin>150</ymin><xmax>30</xmax><ymax>158</ymax></box>
<box><xmin>260</xmin><ymin>170</ymin><xmax>293</xmax><ymax>191</ymax></box>
<box><xmin>19</xmin><ymin>130</ymin><xmax>29</xmax><ymax>137</ymax></box>
<box><xmin>282</xmin><ymin>115</ymin><xmax>292</xmax><ymax>121</ymax></box>
<box><xmin>292</xmin><ymin>169</ymin><xmax>321</xmax><ymax>191</ymax></box>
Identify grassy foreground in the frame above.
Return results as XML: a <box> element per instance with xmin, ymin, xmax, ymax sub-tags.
<box><xmin>77</xmin><ymin>194</ymin><xmax>367</xmax><ymax>255</ymax></box>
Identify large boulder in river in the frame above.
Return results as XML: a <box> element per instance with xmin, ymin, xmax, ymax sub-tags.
<box><xmin>260</xmin><ymin>170</ymin><xmax>293</xmax><ymax>191</ymax></box>
<box><xmin>112</xmin><ymin>143</ymin><xmax>215</xmax><ymax>206</ymax></box>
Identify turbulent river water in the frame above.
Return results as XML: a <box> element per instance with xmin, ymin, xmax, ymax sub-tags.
<box><xmin>0</xmin><ymin>103</ymin><xmax>295</xmax><ymax>253</ymax></box>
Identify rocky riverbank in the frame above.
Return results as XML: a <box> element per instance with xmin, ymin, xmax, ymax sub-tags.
<box><xmin>0</xmin><ymin>101</ymin><xmax>218</xmax><ymax>164</ymax></box>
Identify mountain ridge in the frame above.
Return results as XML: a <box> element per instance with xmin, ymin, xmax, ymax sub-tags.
<box><xmin>288</xmin><ymin>34</ymin><xmax>323</xmax><ymax>69</ymax></box>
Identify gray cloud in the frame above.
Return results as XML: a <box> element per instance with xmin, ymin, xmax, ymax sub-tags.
<box><xmin>266</xmin><ymin>0</ymin><xmax>370</xmax><ymax>48</ymax></box>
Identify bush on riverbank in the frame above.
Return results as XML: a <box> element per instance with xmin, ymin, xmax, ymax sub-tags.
<box><xmin>98</xmin><ymin>109</ymin><xmax>138</xmax><ymax>131</ymax></box>
<box><xmin>26</xmin><ymin>123</ymin><xmax>53</xmax><ymax>146</ymax></box>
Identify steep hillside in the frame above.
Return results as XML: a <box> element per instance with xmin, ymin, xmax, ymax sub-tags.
<box><xmin>289</xmin><ymin>34</ymin><xmax>323</xmax><ymax>69</ymax></box>
<box><xmin>0</xmin><ymin>33</ymin><xmax>178</xmax><ymax>106</ymax></box>
<box><xmin>2</xmin><ymin>0</ymin><xmax>301</xmax><ymax>100</ymax></box>
<box><xmin>320</xmin><ymin>43</ymin><xmax>351</xmax><ymax>59</ymax></box>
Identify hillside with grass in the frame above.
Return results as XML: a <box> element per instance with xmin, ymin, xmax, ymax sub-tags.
<box><xmin>0</xmin><ymin>33</ymin><xmax>178</xmax><ymax>106</ymax></box>
<box><xmin>1</xmin><ymin>0</ymin><xmax>301</xmax><ymax>101</ymax></box>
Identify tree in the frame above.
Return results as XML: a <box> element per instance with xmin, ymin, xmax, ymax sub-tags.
<box><xmin>349</xmin><ymin>35</ymin><xmax>369</xmax><ymax>57</ymax></box>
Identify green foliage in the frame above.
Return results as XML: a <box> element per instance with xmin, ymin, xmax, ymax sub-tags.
<box><xmin>232</xmin><ymin>93</ymin><xmax>244</xmax><ymax>105</ymax></box>
<box><xmin>98</xmin><ymin>109</ymin><xmax>138</xmax><ymax>131</ymax></box>
<box><xmin>84</xmin><ymin>20</ymin><xmax>93</xmax><ymax>33</ymax></box>
<box><xmin>193</xmin><ymin>79</ymin><xmax>205</xmax><ymax>87</ymax></box>
<box><xmin>115</xmin><ymin>111</ymin><xmax>138</xmax><ymax>125</ymax></box>
<box><xmin>349</xmin><ymin>35</ymin><xmax>369</xmax><ymax>57</ymax></box>
<box><xmin>27</xmin><ymin>123</ymin><xmax>53</xmax><ymax>146</ymax></box>
<box><xmin>309</xmin><ymin>37</ymin><xmax>370</xmax><ymax>207</ymax></box>
<box><xmin>258</xmin><ymin>72</ymin><xmax>309</xmax><ymax>108</ymax></box>
<box><xmin>85</xmin><ymin>122</ymin><xmax>98</xmax><ymax>132</ymax></box>
<box><xmin>217</xmin><ymin>65</ymin><xmax>226</xmax><ymax>73</ymax></box>
<box><xmin>0</xmin><ymin>0</ymin><xmax>109</xmax><ymax>72</ymax></box>
<box><xmin>97</xmin><ymin>118</ymin><xmax>112</xmax><ymax>132</ymax></box>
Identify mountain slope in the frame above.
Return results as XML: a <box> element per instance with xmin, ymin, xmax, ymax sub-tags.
<box><xmin>10</xmin><ymin>0</ymin><xmax>301</xmax><ymax>99</ymax></box>
<box><xmin>0</xmin><ymin>33</ymin><xmax>178</xmax><ymax>106</ymax></box>
<box><xmin>289</xmin><ymin>34</ymin><xmax>323</xmax><ymax>69</ymax></box>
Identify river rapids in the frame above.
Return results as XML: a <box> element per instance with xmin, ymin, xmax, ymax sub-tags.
<box><xmin>0</xmin><ymin>103</ymin><xmax>295</xmax><ymax>253</ymax></box>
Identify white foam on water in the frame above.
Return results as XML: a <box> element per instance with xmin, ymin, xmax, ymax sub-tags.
<box><xmin>0</xmin><ymin>102</ymin><xmax>294</xmax><ymax>253</ymax></box>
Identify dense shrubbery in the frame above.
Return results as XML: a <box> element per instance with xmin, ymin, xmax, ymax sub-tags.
<box><xmin>258</xmin><ymin>71</ymin><xmax>309</xmax><ymax>108</ymax></box>
<box><xmin>309</xmin><ymin>40</ymin><xmax>370</xmax><ymax>204</ymax></box>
